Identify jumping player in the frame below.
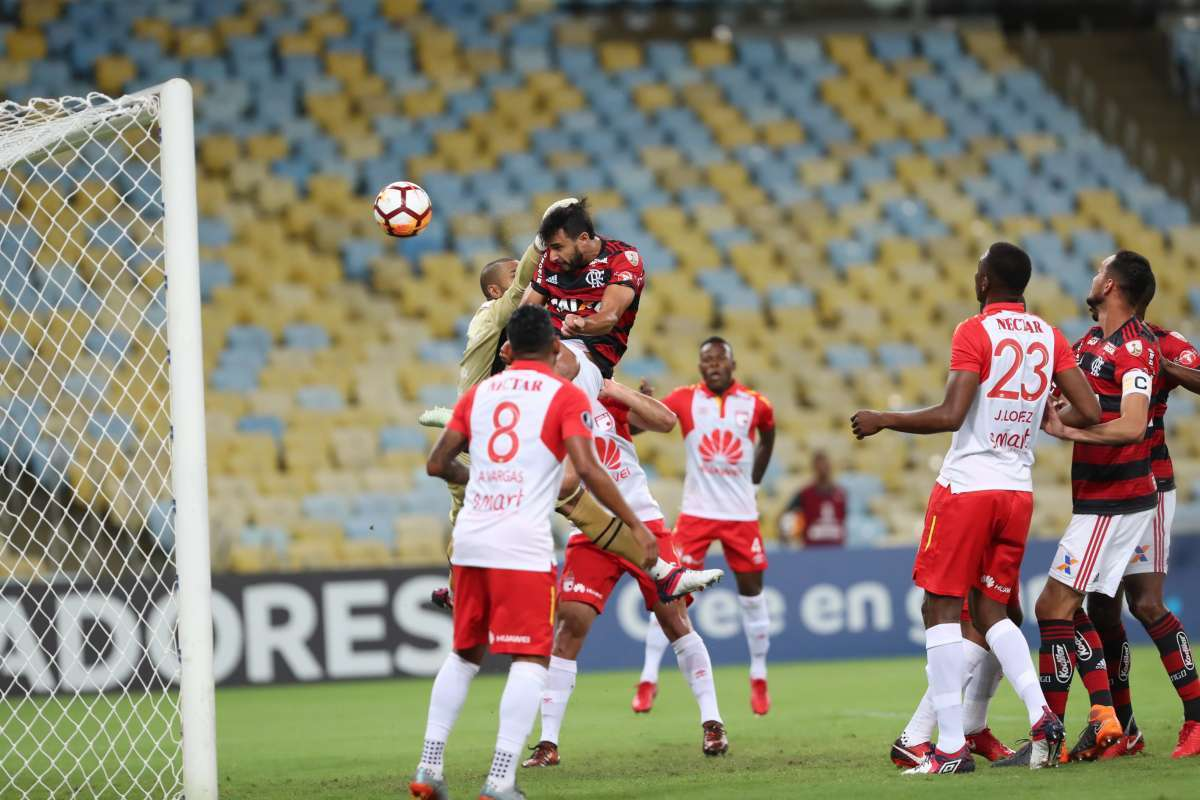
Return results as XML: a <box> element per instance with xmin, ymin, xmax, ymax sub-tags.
<box><xmin>410</xmin><ymin>306</ymin><xmax>658</xmax><ymax>800</ymax></box>
<box><xmin>852</xmin><ymin>242</ymin><xmax>1098</xmax><ymax>773</ymax></box>
<box><xmin>637</xmin><ymin>336</ymin><xmax>777</xmax><ymax>716</ymax></box>
<box><xmin>1071</xmin><ymin>273</ymin><xmax>1200</xmax><ymax>759</ymax></box>
<box><xmin>522</xmin><ymin>349</ymin><xmax>727</xmax><ymax>768</ymax></box>
<box><xmin>520</xmin><ymin>198</ymin><xmax>643</xmax><ymax>379</ymax></box>
<box><xmin>1032</xmin><ymin>251</ymin><xmax>1163</xmax><ymax>766</ymax></box>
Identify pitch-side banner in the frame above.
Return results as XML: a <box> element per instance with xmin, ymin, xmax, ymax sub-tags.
<box><xmin>2</xmin><ymin>539</ymin><xmax>1198</xmax><ymax>692</ymax></box>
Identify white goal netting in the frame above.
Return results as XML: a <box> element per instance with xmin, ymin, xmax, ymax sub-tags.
<box><xmin>0</xmin><ymin>91</ymin><xmax>192</xmax><ymax>799</ymax></box>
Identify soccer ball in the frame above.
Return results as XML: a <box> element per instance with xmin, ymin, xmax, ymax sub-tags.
<box><xmin>373</xmin><ymin>181</ymin><xmax>432</xmax><ymax>238</ymax></box>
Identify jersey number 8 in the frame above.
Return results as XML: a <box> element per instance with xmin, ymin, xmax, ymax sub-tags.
<box><xmin>487</xmin><ymin>402</ymin><xmax>522</xmax><ymax>463</ymax></box>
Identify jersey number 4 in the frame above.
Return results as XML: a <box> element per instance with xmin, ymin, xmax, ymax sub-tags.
<box><xmin>987</xmin><ymin>338</ymin><xmax>1050</xmax><ymax>401</ymax></box>
<box><xmin>487</xmin><ymin>402</ymin><xmax>521</xmax><ymax>463</ymax></box>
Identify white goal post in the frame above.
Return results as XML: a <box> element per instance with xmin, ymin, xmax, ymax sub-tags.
<box><xmin>0</xmin><ymin>79</ymin><xmax>217</xmax><ymax>799</ymax></box>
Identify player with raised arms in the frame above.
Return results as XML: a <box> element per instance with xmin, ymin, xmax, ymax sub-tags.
<box><xmin>420</xmin><ymin>199</ymin><xmax>713</xmax><ymax>605</ymax></box>
<box><xmin>522</xmin><ymin>347</ymin><xmax>728</xmax><ymax>769</ymax></box>
<box><xmin>637</xmin><ymin>336</ymin><xmax>778</xmax><ymax>716</ymax></box>
<box><xmin>852</xmin><ymin>242</ymin><xmax>1099</xmax><ymax>773</ymax></box>
<box><xmin>409</xmin><ymin>306</ymin><xmax>659</xmax><ymax>800</ymax></box>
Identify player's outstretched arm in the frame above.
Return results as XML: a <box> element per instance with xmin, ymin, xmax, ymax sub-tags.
<box><xmin>1163</xmin><ymin>358</ymin><xmax>1200</xmax><ymax>395</ymax></box>
<box><xmin>1051</xmin><ymin>364</ymin><xmax>1102</xmax><ymax>428</ymax></box>
<box><xmin>426</xmin><ymin>428</ymin><xmax>470</xmax><ymax>485</ymax></box>
<box><xmin>1042</xmin><ymin>391</ymin><xmax>1149</xmax><ymax>445</ymax></box>
<box><xmin>850</xmin><ymin>370</ymin><xmax>980</xmax><ymax>439</ymax></box>
<box><xmin>564</xmin><ymin>434</ymin><xmax>659</xmax><ymax>568</ymax></box>
<box><xmin>600</xmin><ymin>378</ymin><xmax>676</xmax><ymax>433</ymax></box>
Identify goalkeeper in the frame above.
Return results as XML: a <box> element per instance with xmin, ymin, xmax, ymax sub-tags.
<box><xmin>419</xmin><ymin>199</ymin><xmax>713</xmax><ymax>605</ymax></box>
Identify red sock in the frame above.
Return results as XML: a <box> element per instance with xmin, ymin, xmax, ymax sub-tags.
<box><xmin>1147</xmin><ymin>612</ymin><xmax>1200</xmax><ymax>722</ymax></box>
<box><xmin>1097</xmin><ymin>622</ymin><xmax>1135</xmax><ymax>732</ymax></box>
<box><xmin>1039</xmin><ymin>619</ymin><xmax>1077</xmax><ymax>723</ymax></box>
<box><xmin>1073</xmin><ymin>610</ymin><xmax>1113</xmax><ymax>707</ymax></box>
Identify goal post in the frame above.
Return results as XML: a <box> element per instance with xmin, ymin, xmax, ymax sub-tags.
<box><xmin>0</xmin><ymin>79</ymin><xmax>217</xmax><ymax>799</ymax></box>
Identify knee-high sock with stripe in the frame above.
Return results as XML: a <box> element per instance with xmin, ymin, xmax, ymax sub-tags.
<box><xmin>1039</xmin><ymin>618</ymin><xmax>1078</xmax><ymax>725</ymax></box>
<box><xmin>1073</xmin><ymin>610</ymin><xmax>1114</xmax><ymax>708</ymax></box>
<box><xmin>1147</xmin><ymin>612</ymin><xmax>1200</xmax><ymax>722</ymax></box>
<box><xmin>1097</xmin><ymin>621</ymin><xmax>1136</xmax><ymax>731</ymax></box>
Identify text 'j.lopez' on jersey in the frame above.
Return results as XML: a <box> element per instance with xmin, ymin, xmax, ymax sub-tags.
<box><xmin>447</xmin><ymin>360</ymin><xmax>593</xmax><ymax>571</ymax></box>
<box><xmin>1071</xmin><ymin>318</ymin><xmax>1159</xmax><ymax>515</ymax></box>
<box><xmin>938</xmin><ymin>302</ymin><xmax>1076</xmax><ymax>493</ymax></box>
<box><xmin>663</xmin><ymin>381</ymin><xmax>773</xmax><ymax>521</ymax></box>
<box><xmin>530</xmin><ymin>238</ymin><xmax>644</xmax><ymax>376</ymax></box>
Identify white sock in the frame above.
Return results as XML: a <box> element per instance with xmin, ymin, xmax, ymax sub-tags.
<box><xmin>985</xmin><ymin>617</ymin><xmax>1047</xmax><ymax>725</ymax></box>
<box><xmin>640</xmin><ymin>614</ymin><xmax>669</xmax><ymax>683</ymax></box>
<box><xmin>419</xmin><ymin>653</ymin><xmax>480</xmax><ymax>778</ymax></box>
<box><xmin>538</xmin><ymin>656</ymin><xmax>576</xmax><ymax>745</ymax></box>
<box><xmin>902</xmin><ymin>686</ymin><xmax>936</xmax><ymax>745</ymax></box>
<box><xmin>926</xmin><ymin>623</ymin><xmax>966</xmax><ymax>753</ymax></box>
<box><xmin>488</xmin><ymin>661</ymin><xmax>548</xmax><ymax>791</ymax></box>
<box><xmin>672</xmin><ymin>631</ymin><xmax>722</xmax><ymax>723</ymax></box>
<box><xmin>963</xmin><ymin>646</ymin><xmax>1003</xmax><ymax>735</ymax></box>
<box><xmin>738</xmin><ymin>593</ymin><xmax>770</xmax><ymax>680</ymax></box>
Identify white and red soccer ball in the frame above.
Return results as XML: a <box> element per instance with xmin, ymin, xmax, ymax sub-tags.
<box><xmin>373</xmin><ymin>181</ymin><xmax>432</xmax><ymax>238</ymax></box>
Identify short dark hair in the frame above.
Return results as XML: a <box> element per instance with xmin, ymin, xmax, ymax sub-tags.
<box><xmin>506</xmin><ymin>304</ymin><xmax>556</xmax><ymax>357</ymax></box>
<box><xmin>1136</xmin><ymin>264</ymin><xmax>1157</xmax><ymax>311</ymax></box>
<box><xmin>700</xmin><ymin>336</ymin><xmax>732</xmax><ymax>357</ymax></box>
<box><xmin>981</xmin><ymin>242</ymin><xmax>1032</xmax><ymax>294</ymax></box>
<box><xmin>1107</xmin><ymin>250</ymin><xmax>1154</xmax><ymax>306</ymax></box>
<box><xmin>537</xmin><ymin>198</ymin><xmax>594</xmax><ymax>246</ymax></box>
<box><xmin>478</xmin><ymin>257</ymin><xmax>515</xmax><ymax>299</ymax></box>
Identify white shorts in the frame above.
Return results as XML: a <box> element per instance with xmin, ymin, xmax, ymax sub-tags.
<box><xmin>1125</xmin><ymin>489</ymin><xmax>1175</xmax><ymax>576</ymax></box>
<box><xmin>1048</xmin><ymin>507</ymin><xmax>1155</xmax><ymax>597</ymax></box>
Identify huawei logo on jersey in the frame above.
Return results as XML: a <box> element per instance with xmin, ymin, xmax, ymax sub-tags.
<box><xmin>594</xmin><ymin>436</ymin><xmax>622</xmax><ymax>471</ymax></box>
<box><xmin>698</xmin><ymin>430</ymin><xmax>743</xmax><ymax>465</ymax></box>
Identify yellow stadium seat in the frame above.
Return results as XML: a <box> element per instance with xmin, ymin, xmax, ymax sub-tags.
<box><xmin>689</xmin><ymin>39</ymin><xmax>731</xmax><ymax>68</ymax></box>
<box><xmin>5</xmin><ymin>28</ymin><xmax>47</xmax><ymax>61</ymax></box>
<box><xmin>94</xmin><ymin>55</ymin><xmax>136</xmax><ymax>95</ymax></box>
<box><xmin>599</xmin><ymin>41</ymin><xmax>642</xmax><ymax>71</ymax></box>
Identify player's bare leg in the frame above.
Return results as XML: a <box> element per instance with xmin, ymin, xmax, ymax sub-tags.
<box><xmin>412</xmin><ymin>643</ymin><xmax>486</xmax><ymax>800</ymax></box>
<box><xmin>734</xmin><ymin>570</ymin><xmax>772</xmax><ymax>715</ymax></box>
<box><xmin>902</xmin><ymin>592</ymin><xmax>976</xmax><ymax>774</ymax></box>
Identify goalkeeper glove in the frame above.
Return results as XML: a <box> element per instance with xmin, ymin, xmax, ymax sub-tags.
<box><xmin>418</xmin><ymin>406</ymin><xmax>452</xmax><ymax>428</ymax></box>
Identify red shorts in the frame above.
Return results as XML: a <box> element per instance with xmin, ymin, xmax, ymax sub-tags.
<box><xmin>914</xmin><ymin>482</ymin><xmax>1031</xmax><ymax>604</ymax></box>
<box><xmin>559</xmin><ymin>519</ymin><xmax>681</xmax><ymax>613</ymax></box>
<box><xmin>674</xmin><ymin>513</ymin><xmax>767</xmax><ymax>573</ymax></box>
<box><xmin>451</xmin><ymin>565</ymin><xmax>556</xmax><ymax>657</ymax></box>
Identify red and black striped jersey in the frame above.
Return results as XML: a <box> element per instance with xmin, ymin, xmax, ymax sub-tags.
<box><xmin>530</xmin><ymin>237</ymin><xmax>645</xmax><ymax>378</ymax></box>
<box><xmin>1070</xmin><ymin>318</ymin><xmax>1159</xmax><ymax>515</ymax></box>
<box><xmin>1146</xmin><ymin>322</ymin><xmax>1199</xmax><ymax>492</ymax></box>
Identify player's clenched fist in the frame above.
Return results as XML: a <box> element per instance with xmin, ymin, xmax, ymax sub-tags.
<box><xmin>562</xmin><ymin>313</ymin><xmax>586</xmax><ymax>336</ymax></box>
<box><xmin>850</xmin><ymin>409</ymin><xmax>884</xmax><ymax>439</ymax></box>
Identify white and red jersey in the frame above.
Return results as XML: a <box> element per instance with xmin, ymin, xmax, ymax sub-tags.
<box><xmin>569</xmin><ymin>357</ymin><xmax>662</xmax><ymax>525</ymax></box>
<box><xmin>937</xmin><ymin>302</ymin><xmax>1076</xmax><ymax>493</ymax></box>
<box><xmin>663</xmin><ymin>381</ymin><xmax>774</xmax><ymax>521</ymax></box>
<box><xmin>447</xmin><ymin>359</ymin><xmax>593</xmax><ymax>571</ymax></box>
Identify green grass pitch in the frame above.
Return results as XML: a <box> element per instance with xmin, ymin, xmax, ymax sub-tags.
<box><xmin>213</xmin><ymin>646</ymin><xmax>1198</xmax><ymax>800</ymax></box>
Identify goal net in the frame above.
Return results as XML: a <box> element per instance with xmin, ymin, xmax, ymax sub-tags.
<box><xmin>0</xmin><ymin>82</ymin><xmax>216</xmax><ymax>799</ymax></box>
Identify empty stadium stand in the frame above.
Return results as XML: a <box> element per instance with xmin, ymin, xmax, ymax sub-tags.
<box><xmin>1</xmin><ymin>0</ymin><xmax>1198</xmax><ymax>573</ymax></box>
